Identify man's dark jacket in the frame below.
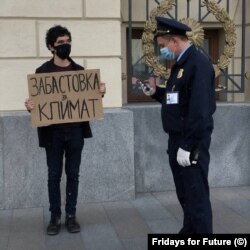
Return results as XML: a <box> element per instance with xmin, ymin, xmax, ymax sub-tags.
<box><xmin>35</xmin><ymin>58</ymin><xmax>93</xmax><ymax>148</ymax></box>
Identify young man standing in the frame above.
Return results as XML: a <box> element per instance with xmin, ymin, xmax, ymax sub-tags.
<box><xmin>25</xmin><ymin>25</ymin><xmax>106</xmax><ymax>235</ymax></box>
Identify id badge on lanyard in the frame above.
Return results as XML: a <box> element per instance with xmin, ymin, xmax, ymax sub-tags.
<box><xmin>166</xmin><ymin>91</ymin><xmax>179</xmax><ymax>105</ymax></box>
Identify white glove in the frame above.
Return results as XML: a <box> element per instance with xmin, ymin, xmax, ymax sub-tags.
<box><xmin>177</xmin><ymin>148</ymin><xmax>191</xmax><ymax>167</ymax></box>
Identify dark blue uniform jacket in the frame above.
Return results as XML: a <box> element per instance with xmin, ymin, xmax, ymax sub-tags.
<box><xmin>35</xmin><ymin>58</ymin><xmax>93</xmax><ymax>148</ymax></box>
<box><xmin>152</xmin><ymin>45</ymin><xmax>216</xmax><ymax>152</ymax></box>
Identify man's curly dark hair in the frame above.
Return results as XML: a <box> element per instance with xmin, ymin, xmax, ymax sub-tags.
<box><xmin>45</xmin><ymin>25</ymin><xmax>71</xmax><ymax>50</ymax></box>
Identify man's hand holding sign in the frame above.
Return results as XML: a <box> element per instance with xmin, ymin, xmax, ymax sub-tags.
<box><xmin>24</xmin><ymin>24</ymin><xmax>107</xmax><ymax>236</ymax></box>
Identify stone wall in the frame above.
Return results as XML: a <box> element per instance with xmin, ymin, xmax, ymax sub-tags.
<box><xmin>0</xmin><ymin>109</ymin><xmax>134</xmax><ymax>209</ymax></box>
<box><xmin>0</xmin><ymin>104</ymin><xmax>250</xmax><ymax>209</ymax></box>
<box><xmin>126</xmin><ymin>103</ymin><xmax>250</xmax><ymax>192</ymax></box>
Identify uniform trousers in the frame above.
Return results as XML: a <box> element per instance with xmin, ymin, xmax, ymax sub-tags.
<box><xmin>45</xmin><ymin>126</ymin><xmax>84</xmax><ymax>217</ymax></box>
<box><xmin>167</xmin><ymin>133</ymin><xmax>213</xmax><ymax>234</ymax></box>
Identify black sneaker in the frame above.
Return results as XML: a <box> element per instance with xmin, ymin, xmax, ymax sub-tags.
<box><xmin>65</xmin><ymin>215</ymin><xmax>81</xmax><ymax>233</ymax></box>
<box><xmin>47</xmin><ymin>216</ymin><xmax>61</xmax><ymax>235</ymax></box>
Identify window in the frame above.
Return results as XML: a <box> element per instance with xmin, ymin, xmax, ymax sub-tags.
<box><xmin>126</xmin><ymin>28</ymin><xmax>220</xmax><ymax>102</ymax></box>
<box><xmin>127</xmin><ymin>28</ymin><xmax>156</xmax><ymax>102</ymax></box>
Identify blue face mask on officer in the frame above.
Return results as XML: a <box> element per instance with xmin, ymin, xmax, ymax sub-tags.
<box><xmin>160</xmin><ymin>47</ymin><xmax>175</xmax><ymax>61</ymax></box>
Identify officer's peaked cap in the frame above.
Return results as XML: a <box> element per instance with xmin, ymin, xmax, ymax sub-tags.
<box><xmin>155</xmin><ymin>17</ymin><xmax>191</xmax><ymax>37</ymax></box>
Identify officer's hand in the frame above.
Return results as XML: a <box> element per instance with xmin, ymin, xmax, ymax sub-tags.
<box><xmin>132</xmin><ymin>78</ymin><xmax>156</xmax><ymax>96</ymax></box>
<box><xmin>177</xmin><ymin>148</ymin><xmax>191</xmax><ymax>167</ymax></box>
<box><xmin>143</xmin><ymin>80</ymin><xmax>156</xmax><ymax>95</ymax></box>
<box><xmin>141</xmin><ymin>83</ymin><xmax>155</xmax><ymax>96</ymax></box>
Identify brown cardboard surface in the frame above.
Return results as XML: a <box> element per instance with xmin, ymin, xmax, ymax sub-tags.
<box><xmin>27</xmin><ymin>69</ymin><xmax>103</xmax><ymax>127</ymax></box>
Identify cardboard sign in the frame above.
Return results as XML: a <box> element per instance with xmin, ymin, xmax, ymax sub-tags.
<box><xmin>27</xmin><ymin>69</ymin><xmax>103</xmax><ymax>127</ymax></box>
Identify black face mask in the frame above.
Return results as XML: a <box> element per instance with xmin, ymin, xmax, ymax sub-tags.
<box><xmin>54</xmin><ymin>43</ymin><xmax>71</xmax><ymax>60</ymax></box>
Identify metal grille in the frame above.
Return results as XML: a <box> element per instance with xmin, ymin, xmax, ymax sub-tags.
<box><xmin>127</xmin><ymin>0</ymin><xmax>247</xmax><ymax>94</ymax></box>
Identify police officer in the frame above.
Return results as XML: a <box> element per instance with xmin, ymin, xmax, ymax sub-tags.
<box><xmin>144</xmin><ymin>17</ymin><xmax>216</xmax><ymax>234</ymax></box>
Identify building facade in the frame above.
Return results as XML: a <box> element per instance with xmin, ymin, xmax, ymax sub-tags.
<box><xmin>0</xmin><ymin>0</ymin><xmax>250</xmax><ymax>209</ymax></box>
<box><xmin>0</xmin><ymin>0</ymin><xmax>249</xmax><ymax>111</ymax></box>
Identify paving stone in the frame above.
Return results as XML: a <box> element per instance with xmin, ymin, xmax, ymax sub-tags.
<box><xmin>103</xmin><ymin>201</ymin><xmax>152</xmax><ymax>239</ymax></box>
<box><xmin>223</xmin><ymin>199</ymin><xmax>250</xmax><ymax>220</ymax></box>
<box><xmin>45</xmin><ymin>231</ymin><xmax>84</xmax><ymax>250</ymax></box>
<box><xmin>210</xmin><ymin>186</ymin><xmax>241</xmax><ymax>201</ymax></box>
<box><xmin>8</xmin><ymin>232</ymin><xmax>45</xmax><ymax>250</ymax></box>
<box><xmin>0</xmin><ymin>236</ymin><xmax>9</xmax><ymax>250</ymax></box>
<box><xmin>212</xmin><ymin>199</ymin><xmax>250</xmax><ymax>233</ymax></box>
<box><xmin>0</xmin><ymin>209</ymin><xmax>12</xmax><ymax>234</ymax></box>
<box><xmin>152</xmin><ymin>191</ymin><xmax>179</xmax><ymax>206</ymax></box>
<box><xmin>77</xmin><ymin>203</ymin><xmax>109</xmax><ymax>225</ymax></box>
<box><xmin>146</xmin><ymin>218</ymin><xmax>182</xmax><ymax>234</ymax></box>
<box><xmin>233</xmin><ymin>186</ymin><xmax>250</xmax><ymax>199</ymax></box>
<box><xmin>131</xmin><ymin>193</ymin><xmax>174</xmax><ymax>220</ymax></box>
<box><xmin>82</xmin><ymin>224</ymin><xmax>123</xmax><ymax>250</ymax></box>
<box><xmin>0</xmin><ymin>187</ymin><xmax>249</xmax><ymax>249</ymax></box>
<box><xmin>11</xmin><ymin>207</ymin><xmax>43</xmax><ymax>233</ymax></box>
<box><xmin>152</xmin><ymin>192</ymin><xmax>183</xmax><ymax>223</ymax></box>
<box><xmin>121</xmin><ymin>237</ymin><xmax>147</xmax><ymax>250</ymax></box>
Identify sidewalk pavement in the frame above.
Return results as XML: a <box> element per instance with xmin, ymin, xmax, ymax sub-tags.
<box><xmin>0</xmin><ymin>186</ymin><xmax>249</xmax><ymax>250</ymax></box>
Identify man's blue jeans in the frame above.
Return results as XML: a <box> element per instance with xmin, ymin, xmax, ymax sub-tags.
<box><xmin>45</xmin><ymin>126</ymin><xmax>84</xmax><ymax>217</ymax></box>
